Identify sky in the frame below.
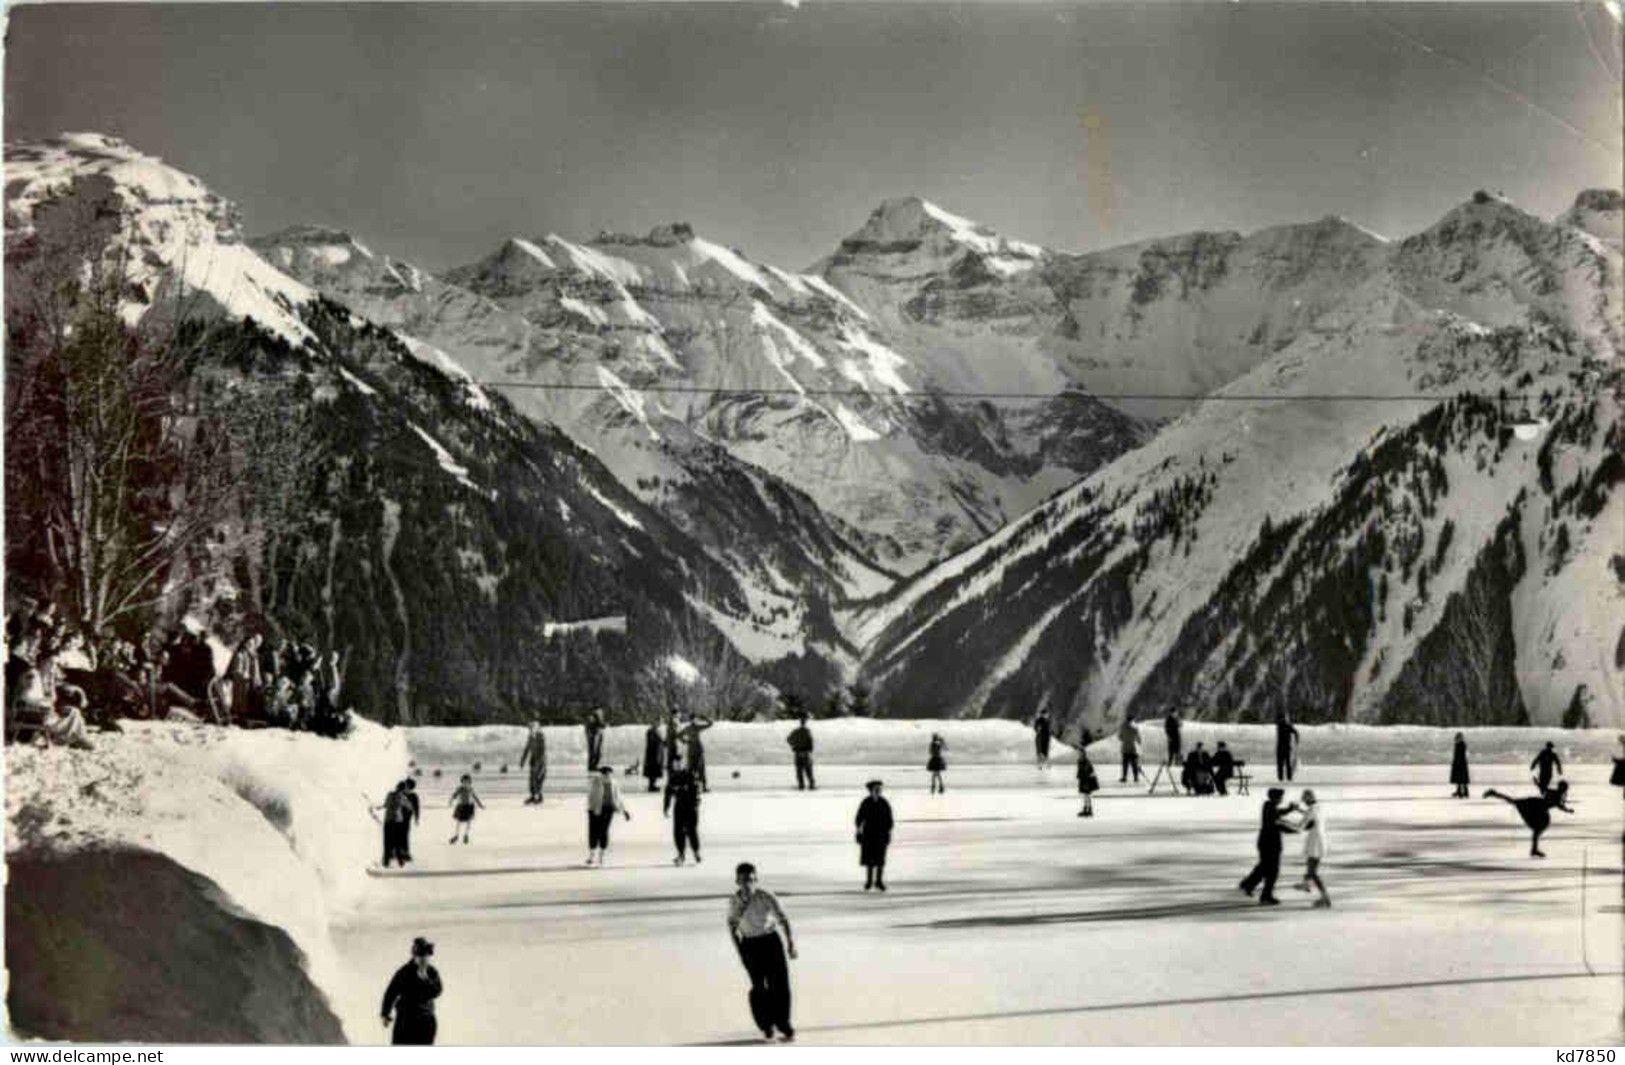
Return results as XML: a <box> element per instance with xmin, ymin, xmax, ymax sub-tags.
<box><xmin>6</xmin><ymin>2</ymin><xmax>1621</xmax><ymax>274</ymax></box>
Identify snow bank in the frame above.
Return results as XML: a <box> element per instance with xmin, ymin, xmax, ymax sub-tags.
<box><xmin>399</xmin><ymin>719</ymin><xmax>1623</xmax><ymax>771</ymax></box>
<box><xmin>5</xmin><ymin>720</ymin><xmax>410</xmax><ymax>1040</ymax></box>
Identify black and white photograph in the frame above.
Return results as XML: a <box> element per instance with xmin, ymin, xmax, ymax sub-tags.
<box><xmin>3</xmin><ymin>0</ymin><xmax>1623</xmax><ymax>1048</ymax></box>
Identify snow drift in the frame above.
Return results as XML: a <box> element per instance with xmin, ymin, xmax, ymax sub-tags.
<box><xmin>4</xmin><ymin>721</ymin><xmax>409</xmax><ymax>1042</ymax></box>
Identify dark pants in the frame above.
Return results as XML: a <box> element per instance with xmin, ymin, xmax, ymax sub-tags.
<box><xmin>529</xmin><ymin>764</ymin><xmax>546</xmax><ymax>802</ymax></box>
<box><xmin>739</xmin><ymin>932</ymin><xmax>793</xmax><ymax>1037</ymax></box>
<box><xmin>673</xmin><ymin>809</ymin><xmax>700</xmax><ymax>858</ymax></box>
<box><xmin>794</xmin><ymin>753</ymin><xmax>815</xmax><ymax>790</ymax></box>
<box><xmin>383</xmin><ymin>821</ymin><xmax>412</xmax><ymax>866</ymax></box>
<box><xmin>1276</xmin><ymin>746</ymin><xmax>1294</xmax><ymax>781</ymax></box>
<box><xmin>587</xmin><ymin>809</ymin><xmax>613</xmax><ymax>850</ymax></box>
<box><xmin>391</xmin><ymin>1013</ymin><xmax>437</xmax><ymax>1045</ymax></box>
<box><xmin>1120</xmin><ymin>753</ymin><xmax>1141</xmax><ymax>781</ymax></box>
<box><xmin>1240</xmin><ymin>845</ymin><xmax>1283</xmax><ymax>899</ymax></box>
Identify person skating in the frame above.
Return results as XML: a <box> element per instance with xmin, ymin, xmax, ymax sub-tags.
<box><xmin>1076</xmin><ymin>743</ymin><xmax>1100</xmax><ymax>817</ymax></box>
<box><xmin>1484</xmin><ymin>780</ymin><xmax>1575</xmax><ymax>857</ymax></box>
<box><xmin>855</xmin><ymin>779</ymin><xmax>894</xmax><ymax>891</ymax></box>
<box><xmin>1164</xmin><ymin>708</ymin><xmax>1184</xmax><ymax>768</ymax></box>
<box><xmin>727</xmin><ymin>863</ymin><xmax>797</xmax><ymax>1042</ymax></box>
<box><xmin>584</xmin><ymin>708</ymin><xmax>606</xmax><ymax>772</ymax></box>
<box><xmin>1117</xmin><ymin>717</ymin><xmax>1143</xmax><ymax>783</ymax></box>
<box><xmin>677</xmin><ymin>713</ymin><xmax>715</xmax><ymax>792</ymax></box>
<box><xmin>1211</xmin><ymin>741</ymin><xmax>1237</xmax><ymax>796</ymax></box>
<box><xmin>585</xmin><ymin>764</ymin><xmax>631</xmax><ymax>866</ymax></box>
<box><xmin>378</xmin><ymin>782</ymin><xmax>409</xmax><ymax>868</ymax></box>
<box><xmin>1033</xmin><ymin>709</ymin><xmax>1053</xmax><ymax>768</ymax></box>
<box><xmin>787</xmin><ymin>714</ymin><xmax>816</xmax><ymax>791</ymax></box>
<box><xmin>1292</xmin><ymin>789</ymin><xmax>1332</xmax><ymax>908</ymax></box>
<box><xmin>1239</xmin><ymin>787</ymin><xmax>1299</xmax><ymax>905</ymax></box>
<box><xmin>448</xmin><ymin>774</ymin><xmax>484</xmax><ymax>844</ymax></box>
<box><xmin>1275</xmin><ymin>710</ymin><xmax>1300</xmax><ymax>782</ymax></box>
<box><xmin>927</xmin><ymin>733</ymin><xmax>948</xmax><ymax>794</ymax></box>
<box><xmin>1529</xmin><ymin>741</ymin><xmax>1563</xmax><ymax>795</ymax></box>
<box><xmin>643</xmin><ymin>720</ymin><xmax>666</xmax><ymax>793</ymax></box>
<box><xmin>1450</xmin><ymin>732</ymin><xmax>1471</xmax><ymax>799</ymax></box>
<box><xmin>401</xmin><ymin>779</ymin><xmax>422</xmax><ymax>863</ymax></box>
<box><xmin>664</xmin><ymin>752</ymin><xmax>703</xmax><ymax>865</ymax></box>
<box><xmin>519</xmin><ymin>721</ymin><xmax>548</xmax><ymax>804</ymax></box>
<box><xmin>380</xmin><ymin>937</ymin><xmax>442</xmax><ymax>1045</ymax></box>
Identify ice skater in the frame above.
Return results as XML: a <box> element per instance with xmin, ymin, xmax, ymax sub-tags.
<box><xmin>1292</xmin><ymin>789</ymin><xmax>1331</xmax><ymax>908</ymax></box>
<box><xmin>1275</xmin><ymin>710</ymin><xmax>1300</xmax><ymax>782</ymax></box>
<box><xmin>584</xmin><ymin>708</ymin><xmax>606</xmax><ymax>772</ymax></box>
<box><xmin>643</xmin><ymin>720</ymin><xmax>666</xmax><ymax>792</ymax></box>
<box><xmin>448</xmin><ymin>774</ymin><xmax>484</xmax><ymax>844</ymax></box>
<box><xmin>1076</xmin><ymin>743</ymin><xmax>1100</xmax><ymax>817</ymax></box>
<box><xmin>1484</xmin><ymin>780</ymin><xmax>1574</xmax><ymax>857</ymax></box>
<box><xmin>787</xmin><ymin>714</ymin><xmax>816</xmax><ymax>791</ymax></box>
<box><xmin>927</xmin><ymin>732</ymin><xmax>948</xmax><ymax>794</ymax></box>
<box><xmin>1449</xmin><ymin>732</ymin><xmax>1471</xmax><ymax>798</ymax></box>
<box><xmin>1034</xmin><ymin>709</ymin><xmax>1053</xmax><ymax>768</ymax></box>
<box><xmin>1118</xmin><ymin>717</ymin><xmax>1143</xmax><ymax>782</ymax></box>
<box><xmin>664</xmin><ymin>751</ymin><xmax>703</xmax><ymax>865</ymax></box>
<box><xmin>855</xmin><ymin>779</ymin><xmax>894</xmax><ymax>891</ymax></box>
<box><xmin>1163</xmin><ymin>708</ymin><xmax>1184</xmax><ymax>767</ymax></box>
<box><xmin>1239</xmin><ymin>787</ymin><xmax>1299</xmax><ymax>905</ymax></box>
<box><xmin>380</xmin><ymin>937</ymin><xmax>442</xmax><ymax>1045</ymax></box>
<box><xmin>400</xmin><ymin>779</ymin><xmax>421</xmax><ymax>863</ymax></box>
<box><xmin>519</xmin><ymin>720</ymin><xmax>547</xmax><ymax>804</ymax></box>
<box><xmin>1529</xmin><ymin>741</ymin><xmax>1563</xmax><ymax>795</ymax></box>
<box><xmin>585</xmin><ymin>764</ymin><xmax>631</xmax><ymax>866</ymax></box>
<box><xmin>727</xmin><ymin>862</ymin><xmax>797</xmax><ymax>1042</ymax></box>
<box><xmin>378</xmin><ymin>781</ymin><xmax>408</xmax><ymax>867</ymax></box>
<box><xmin>677</xmin><ymin>712</ymin><xmax>715</xmax><ymax>792</ymax></box>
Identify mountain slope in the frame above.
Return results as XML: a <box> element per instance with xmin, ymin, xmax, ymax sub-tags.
<box><xmin>855</xmin><ymin>191</ymin><xmax>1624</xmax><ymax>728</ymax></box>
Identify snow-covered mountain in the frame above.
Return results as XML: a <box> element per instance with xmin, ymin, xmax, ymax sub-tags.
<box><xmin>854</xmin><ymin>190</ymin><xmax>1625</xmax><ymax>729</ymax></box>
<box><xmin>5</xmin><ymin>134</ymin><xmax>765</xmax><ymax>721</ymax></box>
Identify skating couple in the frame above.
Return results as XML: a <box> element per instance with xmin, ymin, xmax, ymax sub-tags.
<box><xmin>379</xmin><ymin>779</ymin><xmax>421</xmax><ymax>868</ymax></box>
<box><xmin>1239</xmin><ymin>787</ymin><xmax>1330</xmax><ymax>908</ymax></box>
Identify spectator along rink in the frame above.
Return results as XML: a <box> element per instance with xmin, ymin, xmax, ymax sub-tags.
<box><xmin>331</xmin><ymin>723</ymin><xmax>1624</xmax><ymax>1046</ymax></box>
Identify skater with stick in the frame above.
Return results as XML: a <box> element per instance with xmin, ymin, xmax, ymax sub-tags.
<box><xmin>1239</xmin><ymin>787</ymin><xmax>1299</xmax><ymax>905</ymax></box>
<box><xmin>1484</xmin><ymin>780</ymin><xmax>1574</xmax><ymax>857</ymax></box>
<box><xmin>1034</xmin><ymin>709</ymin><xmax>1053</xmax><ymax>768</ymax></box>
<box><xmin>787</xmin><ymin>714</ymin><xmax>816</xmax><ymax>791</ymax></box>
<box><xmin>1292</xmin><ymin>789</ymin><xmax>1331</xmax><ymax>908</ymax></box>
<box><xmin>664</xmin><ymin>751</ymin><xmax>703</xmax><ymax>865</ymax></box>
<box><xmin>1529</xmin><ymin>741</ymin><xmax>1563</xmax><ymax>795</ymax></box>
<box><xmin>519</xmin><ymin>721</ymin><xmax>547</xmax><ymax>804</ymax></box>
<box><xmin>1449</xmin><ymin>733</ymin><xmax>1471</xmax><ymax>799</ymax></box>
<box><xmin>643</xmin><ymin>720</ymin><xmax>666</xmax><ymax>793</ymax></box>
<box><xmin>448</xmin><ymin>774</ymin><xmax>484</xmax><ymax>845</ymax></box>
<box><xmin>380</xmin><ymin>937</ymin><xmax>442</xmax><ymax>1045</ymax></box>
<box><xmin>727</xmin><ymin>863</ymin><xmax>797</xmax><ymax>1042</ymax></box>
<box><xmin>855</xmin><ymin>779</ymin><xmax>894</xmax><ymax>891</ymax></box>
<box><xmin>927</xmin><ymin>733</ymin><xmax>948</xmax><ymax>794</ymax></box>
<box><xmin>585</xmin><ymin>764</ymin><xmax>631</xmax><ymax>866</ymax></box>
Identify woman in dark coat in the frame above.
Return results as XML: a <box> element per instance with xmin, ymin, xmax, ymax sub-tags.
<box><xmin>1449</xmin><ymin>733</ymin><xmax>1471</xmax><ymax>798</ymax></box>
<box><xmin>855</xmin><ymin>780</ymin><xmax>894</xmax><ymax>891</ymax></box>
<box><xmin>381</xmin><ymin>937</ymin><xmax>442</xmax><ymax>1045</ymax></box>
<box><xmin>643</xmin><ymin>722</ymin><xmax>666</xmax><ymax>792</ymax></box>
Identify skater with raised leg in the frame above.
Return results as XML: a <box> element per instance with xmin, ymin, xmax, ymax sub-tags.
<box><xmin>1484</xmin><ymin>780</ymin><xmax>1574</xmax><ymax>857</ymax></box>
<box><xmin>665</xmin><ymin>751</ymin><xmax>703</xmax><ymax>865</ymax></box>
<box><xmin>1292</xmin><ymin>789</ymin><xmax>1331</xmax><ymax>908</ymax></box>
<box><xmin>448</xmin><ymin>774</ymin><xmax>484</xmax><ymax>844</ymax></box>
<box><xmin>855</xmin><ymin>779</ymin><xmax>894</xmax><ymax>891</ymax></box>
<box><xmin>927</xmin><ymin>732</ymin><xmax>947</xmax><ymax>794</ymax></box>
<box><xmin>727</xmin><ymin>863</ymin><xmax>797</xmax><ymax>1042</ymax></box>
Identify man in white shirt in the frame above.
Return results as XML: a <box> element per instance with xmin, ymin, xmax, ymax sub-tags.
<box><xmin>726</xmin><ymin>862</ymin><xmax>797</xmax><ymax>1042</ymax></box>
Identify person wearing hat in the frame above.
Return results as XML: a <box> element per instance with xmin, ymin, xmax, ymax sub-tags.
<box><xmin>855</xmin><ymin>779</ymin><xmax>895</xmax><ymax>891</ymax></box>
<box><xmin>585</xmin><ymin>763</ymin><xmax>631</xmax><ymax>866</ymax></box>
<box><xmin>381</xmin><ymin>937</ymin><xmax>442</xmax><ymax>1044</ymax></box>
<box><xmin>1239</xmin><ymin>787</ymin><xmax>1299</xmax><ymax>905</ymax></box>
<box><xmin>1293</xmin><ymin>789</ymin><xmax>1331</xmax><ymax>908</ymax></box>
<box><xmin>1529</xmin><ymin>741</ymin><xmax>1562</xmax><ymax>795</ymax></box>
<box><xmin>727</xmin><ymin>862</ymin><xmax>797</xmax><ymax>1042</ymax></box>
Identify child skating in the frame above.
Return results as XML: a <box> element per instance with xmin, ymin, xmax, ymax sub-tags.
<box><xmin>1484</xmin><ymin>780</ymin><xmax>1574</xmax><ymax>857</ymax></box>
<box><xmin>586</xmin><ymin>764</ymin><xmax>631</xmax><ymax>866</ymax></box>
<box><xmin>1076</xmin><ymin>744</ymin><xmax>1100</xmax><ymax>817</ymax></box>
<box><xmin>927</xmin><ymin>733</ymin><xmax>947</xmax><ymax>794</ymax></box>
<box><xmin>448</xmin><ymin>774</ymin><xmax>485</xmax><ymax>844</ymax></box>
<box><xmin>1292</xmin><ymin>789</ymin><xmax>1330</xmax><ymax>908</ymax></box>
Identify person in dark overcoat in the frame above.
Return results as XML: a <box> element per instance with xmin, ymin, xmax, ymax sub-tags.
<box><xmin>855</xmin><ymin>779</ymin><xmax>894</xmax><ymax>891</ymax></box>
<box><xmin>1449</xmin><ymin>732</ymin><xmax>1471</xmax><ymax>798</ymax></box>
<box><xmin>381</xmin><ymin>937</ymin><xmax>442</xmax><ymax>1044</ymax></box>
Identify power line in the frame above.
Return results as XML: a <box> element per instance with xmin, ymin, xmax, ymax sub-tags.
<box><xmin>476</xmin><ymin>380</ymin><xmax>1518</xmax><ymax>403</ymax></box>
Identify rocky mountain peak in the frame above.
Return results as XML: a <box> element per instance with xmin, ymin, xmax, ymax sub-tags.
<box><xmin>838</xmin><ymin>196</ymin><xmax>1046</xmax><ymax>264</ymax></box>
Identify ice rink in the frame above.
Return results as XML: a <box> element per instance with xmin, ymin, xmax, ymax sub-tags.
<box><xmin>333</xmin><ymin>759</ymin><xmax>1623</xmax><ymax>1045</ymax></box>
